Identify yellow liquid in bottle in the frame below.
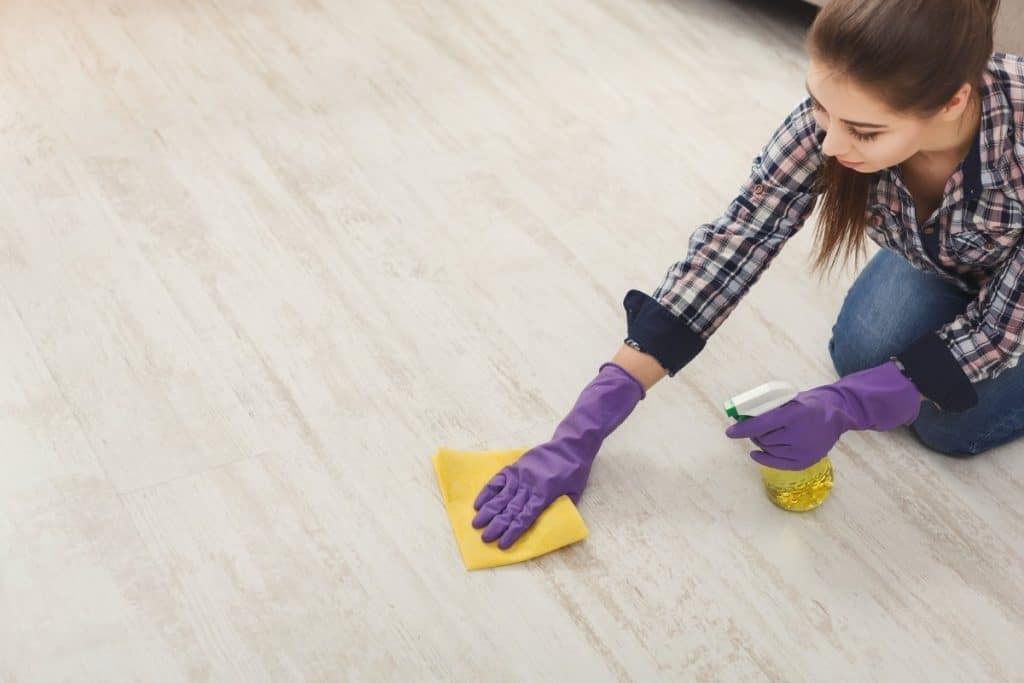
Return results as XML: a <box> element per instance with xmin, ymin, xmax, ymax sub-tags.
<box><xmin>759</xmin><ymin>456</ymin><xmax>833</xmax><ymax>512</ymax></box>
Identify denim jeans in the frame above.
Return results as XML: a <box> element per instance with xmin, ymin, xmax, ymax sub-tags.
<box><xmin>828</xmin><ymin>248</ymin><xmax>1024</xmax><ymax>456</ymax></box>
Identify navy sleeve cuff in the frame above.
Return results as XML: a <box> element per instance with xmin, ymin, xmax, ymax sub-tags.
<box><xmin>622</xmin><ymin>289</ymin><xmax>706</xmax><ymax>377</ymax></box>
<box><xmin>893</xmin><ymin>331</ymin><xmax>978</xmax><ymax>412</ymax></box>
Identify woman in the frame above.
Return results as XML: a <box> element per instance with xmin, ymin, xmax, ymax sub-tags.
<box><xmin>472</xmin><ymin>0</ymin><xmax>1023</xmax><ymax>550</ymax></box>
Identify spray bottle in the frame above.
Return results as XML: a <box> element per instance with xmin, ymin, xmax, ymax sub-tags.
<box><xmin>724</xmin><ymin>380</ymin><xmax>833</xmax><ymax>512</ymax></box>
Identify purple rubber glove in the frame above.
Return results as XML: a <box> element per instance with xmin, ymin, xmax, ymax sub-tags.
<box><xmin>724</xmin><ymin>361</ymin><xmax>922</xmax><ymax>470</ymax></box>
<box><xmin>471</xmin><ymin>362</ymin><xmax>646</xmax><ymax>549</ymax></box>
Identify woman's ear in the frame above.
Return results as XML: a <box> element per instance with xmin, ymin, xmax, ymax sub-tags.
<box><xmin>940</xmin><ymin>82</ymin><xmax>975</xmax><ymax>119</ymax></box>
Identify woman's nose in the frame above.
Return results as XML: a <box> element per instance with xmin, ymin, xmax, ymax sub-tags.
<box><xmin>820</xmin><ymin>127</ymin><xmax>851</xmax><ymax>158</ymax></box>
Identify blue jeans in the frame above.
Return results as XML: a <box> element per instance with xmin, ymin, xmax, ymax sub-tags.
<box><xmin>828</xmin><ymin>248</ymin><xmax>1024</xmax><ymax>456</ymax></box>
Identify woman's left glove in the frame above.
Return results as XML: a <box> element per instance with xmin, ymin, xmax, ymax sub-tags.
<box><xmin>724</xmin><ymin>361</ymin><xmax>922</xmax><ymax>470</ymax></box>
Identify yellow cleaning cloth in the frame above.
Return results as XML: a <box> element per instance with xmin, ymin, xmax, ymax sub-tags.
<box><xmin>432</xmin><ymin>446</ymin><xmax>589</xmax><ymax>570</ymax></box>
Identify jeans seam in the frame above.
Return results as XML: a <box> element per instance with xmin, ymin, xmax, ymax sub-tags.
<box><xmin>969</xmin><ymin>404</ymin><xmax>1024</xmax><ymax>453</ymax></box>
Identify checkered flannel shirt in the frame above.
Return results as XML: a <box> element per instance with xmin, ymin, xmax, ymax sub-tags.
<box><xmin>623</xmin><ymin>52</ymin><xmax>1024</xmax><ymax>412</ymax></box>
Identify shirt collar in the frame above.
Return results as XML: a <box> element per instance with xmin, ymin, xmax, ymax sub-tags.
<box><xmin>975</xmin><ymin>56</ymin><xmax>1015</xmax><ymax>191</ymax></box>
<box><xmin>882</xmin><ymin>58</ymin><xmax>1011</xmax><ymax>205</ymax></box>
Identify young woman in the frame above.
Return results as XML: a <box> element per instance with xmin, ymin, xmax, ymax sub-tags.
<box><xmin>472</xmin><ymin>0</ymin><xmax>1023</xmax><ymax>550</ymax></box>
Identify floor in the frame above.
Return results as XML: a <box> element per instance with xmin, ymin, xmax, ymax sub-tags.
<box><xmin>2</xmin><ymin>0</ymin><xmax>1023</xmax><ymax>681</ymax></box>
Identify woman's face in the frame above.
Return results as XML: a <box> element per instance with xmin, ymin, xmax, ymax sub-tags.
<box><xmin>805</xmin><ymin>59</ymin><xmax>968</xmax><ymax>173</ymax></box>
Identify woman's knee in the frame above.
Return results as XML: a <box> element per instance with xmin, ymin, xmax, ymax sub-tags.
<box><xmin>828</xmin><ymin>323</ymin><xmax>899</xmax><ymax>378</ymax></box>
<box><xmin>827</xmin><ymin>249</ymin><xmax>970</xmax><ymax>380</ymax></box>
<box><xmin>910</xmin><ymin>412</ymin><xmax>989</xmax><ymax>457</ymax></box>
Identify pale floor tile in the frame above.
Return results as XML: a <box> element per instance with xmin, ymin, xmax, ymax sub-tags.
<box><xmin>0</xmin><ymin>293</ymin><xmax>197</xmax><ymax>681</ymax></box>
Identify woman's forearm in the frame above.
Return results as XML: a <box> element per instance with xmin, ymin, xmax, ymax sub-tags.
<box><xmin>610</xmin><ymin>343</ymin><xmax>668</xmax><ymax>392</ymax></box>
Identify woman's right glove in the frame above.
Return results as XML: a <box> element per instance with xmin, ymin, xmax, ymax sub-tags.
<box><xmin>471</xmin><ymin>362</ymin><xmax>646</xmax><ymax>550</ymax></box>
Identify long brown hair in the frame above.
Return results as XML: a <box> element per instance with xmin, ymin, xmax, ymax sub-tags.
<box><xmin>805</xmin><ymin>0</ymin><xmax>1001</xmax><ymax>278</ymax></box>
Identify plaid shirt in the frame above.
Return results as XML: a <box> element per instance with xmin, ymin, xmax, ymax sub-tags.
<box><xmin>623</xmin><ymin>52</ymin><xmax>1024</xmax><ymax>412</ymax></box>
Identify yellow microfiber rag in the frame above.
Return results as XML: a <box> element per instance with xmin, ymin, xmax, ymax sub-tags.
<box><xmin>432</xmin><ymin>446</ymin><xmax>589</xmax><ymax>570</ymax></box>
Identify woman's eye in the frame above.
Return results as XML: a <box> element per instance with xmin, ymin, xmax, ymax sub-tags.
<box><xmin>811</xmin><ymin>101</ymin><xmax>880</xmax><ymax>143</ymax></box>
